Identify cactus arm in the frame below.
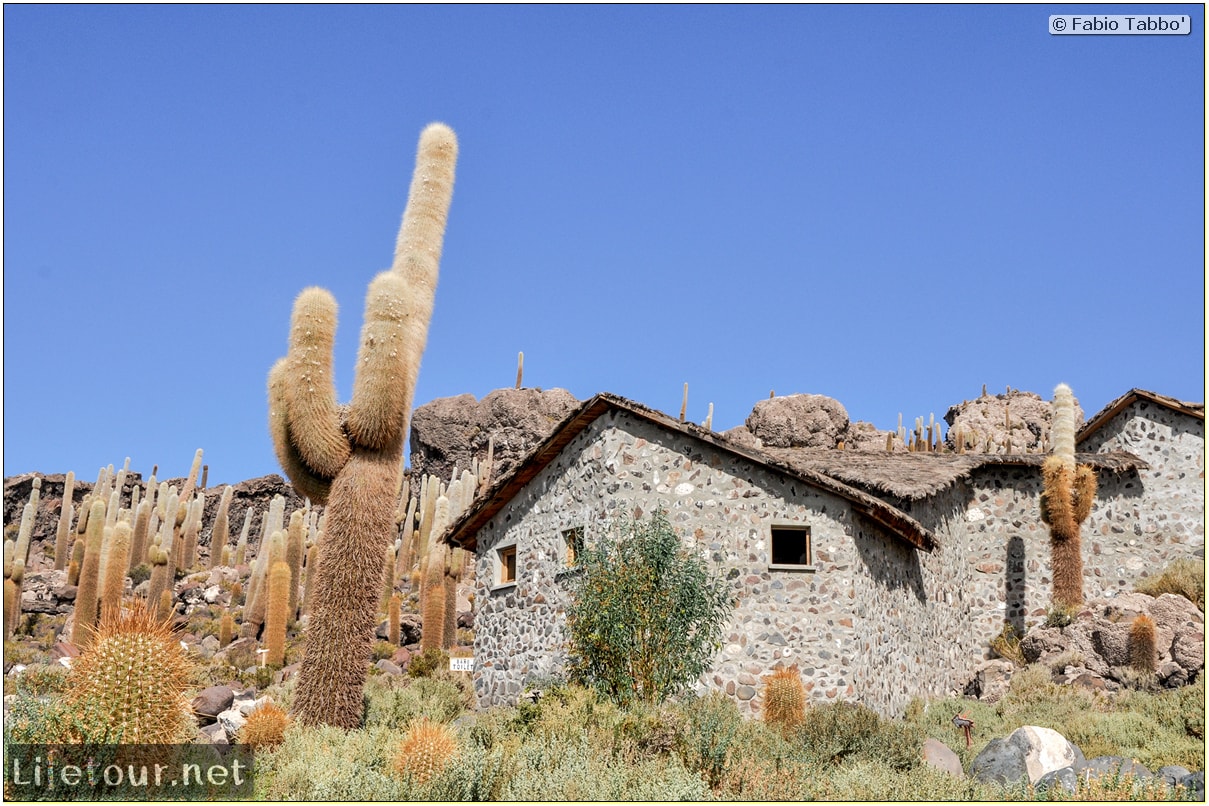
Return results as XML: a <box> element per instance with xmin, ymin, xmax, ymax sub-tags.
<box><xmin>347</xmin><ymin>124</ymin><xmax>457</xmax><ymax>450</ymax></box>
<box><xmin>268</xmin><ymin>358</ymin><xmax>335</xmax><ymax>504</ymax></box>
<box><xmin>282</xmin><ymin>287</ymin><xmax>350</xmax><ymax>477</ymax></box>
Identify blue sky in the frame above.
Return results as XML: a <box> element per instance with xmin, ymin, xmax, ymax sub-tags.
<box><xmin>4</xmin><ymin>4</ymin><xmax>1204</xmax><ymax>487</ymax></box>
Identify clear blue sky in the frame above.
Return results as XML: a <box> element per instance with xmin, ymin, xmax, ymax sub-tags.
<box><xmin>4</xmin><ymin>4</ymin><xmax>1204</xmax><ymax>487</ymax></box>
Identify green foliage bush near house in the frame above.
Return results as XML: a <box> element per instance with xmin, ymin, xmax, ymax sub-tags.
<box><xmin>565</xmin><ymin>509</ymin><xmax>734</xmax><ymax>705</ymax></box>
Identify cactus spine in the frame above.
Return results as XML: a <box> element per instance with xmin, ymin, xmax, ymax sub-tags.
<box><xmin>277</xmin><ymin>123</ymin><xmax>456</xmax><ymax>729</ymax></box>
<box><xmin>1041</xmin><ymin>383</ymin><xmax>1097</xmax><ymax>608</ymax></box>
<box><xmin>54</xmin><ymin>472</ymin><xmax>77</xmax><ymax>571</ymax></box>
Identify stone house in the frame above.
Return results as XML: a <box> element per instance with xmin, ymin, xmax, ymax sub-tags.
<box><xmin>444</xmin><ymin>390</ymin><xmax>1203</xmax><ymax>717</ymax></box>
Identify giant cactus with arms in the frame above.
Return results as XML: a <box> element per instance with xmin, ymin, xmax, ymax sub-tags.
<box><xmin>269</xmin><ymin>123</ymin><xmax>457</xmax><ymax>727</ymax></box>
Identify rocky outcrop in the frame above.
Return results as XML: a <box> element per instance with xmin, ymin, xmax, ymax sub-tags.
<box><xmin>408</xmin><ymin>387</ymin><xmax>579</xmax><ymax>484</ymax></box>
<box><xmin>745</xmin><ymin>394</ymin><xmax>850</xmax><ymax>449</ymax></box>
<box><xmin>1018</xmin><ymin>592</ymin><xmax>1203</xmax><ymax>689</ymax></box>
<box><xmin>943</xmin><ymin>389</ymin><xmax>1084</xmax><ymax>453</ymax></box>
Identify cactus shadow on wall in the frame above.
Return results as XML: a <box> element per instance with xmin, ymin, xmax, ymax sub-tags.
<box><xmin>1005</xmin><ymin>535</ymin><xmax>1026</xmax><ymax>637</ymax></box>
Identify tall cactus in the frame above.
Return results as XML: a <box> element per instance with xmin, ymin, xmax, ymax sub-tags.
<box><xmin>270</xmin><ymin>123</ymin><xmax>457</xmax><ymax>728</ymax></box>
<box><xmin>1040</xmin><ymin>383</ymin><xmax>1097</xmax><ymax>608</ymax></box>
<box><xmin>54</xmin><ymin>472</ymin><xmax>77</xmax><ymax>571</ymax></box>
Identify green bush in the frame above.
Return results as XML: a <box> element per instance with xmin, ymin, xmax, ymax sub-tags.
<box><xmin>675</xmin><ymin>692</ymin><xmax>743</xmax><ymax>788</ymax></box>
<box><xmin>1134</xmin><ymin>558</ymin><xmax>1205</xmax><ymax>611</ymax></box>
<box><xmin>407</xmin><ymin>646</ymin><xmax>449</xmax><ymax>679</ymax></box>
<box><xmin>565</xmin><ymin>509</ymin><xmax>734</xmax><ymax>705</ymax></box>
<box><xmin>795</xmin><ymin>701</ymin><xmax>923</xmax><ymax>771</ymax></box>
<box><xmin>362</xmin><ymin>675</ymin><xmax>467</xmax><ymax>729</ymax></box>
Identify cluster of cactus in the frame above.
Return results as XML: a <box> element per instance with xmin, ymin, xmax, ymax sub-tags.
<box><xmin>63</xmin><ymin>602</ymin><xmax>196</xmax><ymax>743</ymax></box>
<box><xmin>390</xmin><ymin>717</ymin><xmax>459</xmax><ymax>784</ymax></box>
<box><xmin>238</xmin><ymin>702</ymin><xmax>291</xmax><ymax>750</ymax></box>
<box><xmin>392</xmin><ymin>462</ymin><xmax>484</xmax><ymax>653</ymax></box>
<box><xmin>761</xmin><ymin>665</ymin><xmax>806</xmax><ymax>736</ymax></box>
<box><xmin>1040</xmin><ymin>383</ymin><xmax>1097</xmax><ymax>608</ymax></box>
<box><xmin>269</xmin><ymin>123</ymin><xmax>457</xmax><ymax>729</ymax></box>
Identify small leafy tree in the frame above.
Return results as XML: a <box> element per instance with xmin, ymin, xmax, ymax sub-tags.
<box><xmin>566</xmin><ymin>509</ymin><xmax>734</xmax><ymax>704</ymax></box>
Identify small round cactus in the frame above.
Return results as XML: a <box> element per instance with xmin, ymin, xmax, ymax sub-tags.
<box><xmin>64</xmin><ymin>603</ymin><xmax>195</xmax><ymax>743</ymax></box>
<box><xmin>390</xmin><ymin>717</ymin><xmax>458</xmax><ymax>784</ymax></box>
<box><xmin>239</xmin><ymin>702</ymin><xmax>290</xmax><ymax>750</ymax></box>
<box><xmin>762</xmin><ymin>665</ymin><xmax>806</xmax><ymax>736</ymax></box>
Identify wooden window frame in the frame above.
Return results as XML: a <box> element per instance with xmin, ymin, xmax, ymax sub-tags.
<box><xmin>768</xmin><ymin>524</ymin><xmax>814</xmax><ymax>572</ymax></box>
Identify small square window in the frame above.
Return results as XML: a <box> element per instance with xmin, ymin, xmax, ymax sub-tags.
<box><xmin>770</xmin><ymin>525</ymin><xmax>812</xmax><ymax>569</ymax></box>
<box><xmin>497</xmin><ymin>545</ymin><xmax>517</xmax><ymax>585</ymax></box>
<box><xmin>562</xmin><ymin>527</ymin><xmax>584</xmax><ymax>567</ymax></box>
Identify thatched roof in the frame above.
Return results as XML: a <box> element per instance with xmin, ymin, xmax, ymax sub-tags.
<box><xmin>758</xmin><ymin>447</ymin><xmax>1148</xmax><ymax>502</ymax></box>
<box><xmin>444</xmin><ymin>393</ymin><xmax>938</xmax><ymax>554</ymax></box>
<box><xmin>1078</xmin><ymin>388</ymin><xmax>1205</xmax><ymax>444</ymax></box>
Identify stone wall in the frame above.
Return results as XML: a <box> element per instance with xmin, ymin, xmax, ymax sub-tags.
<box><xmin>472</xmin><ymin>410</ymin><xmax>988</xmax><ymax>718</ymax></box>
<box><xmin>470</xmin><ymin>404</ymin><xmax>1204</xmax><ymax>718</ymax></box>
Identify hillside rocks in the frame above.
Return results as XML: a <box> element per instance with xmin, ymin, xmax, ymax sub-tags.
<box><xmin>944</xmin><ymin>389</ymin><xmax>1084</xmax><ymax>453</ymax></box>
<box><xmin>745</xmin><ymin>394</ymin><xmax>849</xmax><ymax>449</ymax></box>
<box><xmin>408</xmin><ymin>387</ymin><xmax>580</xmax><ymax>484</ymax></box>
<box><xmin>1019</xmin><ymin>592</ymin><xmax>1203</xmax><ymax>688</ymax></box>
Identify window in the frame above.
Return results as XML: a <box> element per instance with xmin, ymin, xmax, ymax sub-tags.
<box><xmin>497</xmin><ymin>544</ymin><xmax>517</xmax><ymax>586</ymax></box>
<box><xmin>770</xmin><ymin>525</ymin><xmax>812</xmax><ymax>570</ymax></box>
<box><xmin>562</xmin><ymin>527</ymin><xmax>584</xmax><ymax>567</ymax></box>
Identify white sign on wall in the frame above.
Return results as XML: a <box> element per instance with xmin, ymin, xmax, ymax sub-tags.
<box><xmin>449</xmin><ymin>657</ymin><xmax>474</xmax><ymax>672</ymax></box>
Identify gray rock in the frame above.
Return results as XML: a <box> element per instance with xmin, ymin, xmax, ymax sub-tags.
<box><xmin>1006</xmin><ymin>725</ymin><xmax>1082</xmax><ymax>784</ymax></box>
<box><xmin>197</xmin><ymin>722</ymin><xmax>229</xmax><ymax>745</ymax></box>
<box><xmin>409</xmin><ymin>387</ymin><xmax>580</xmax><ymax>485</ymax></box>
<box><xmin>966</xmin><ymin>659</ymin><xmax>1015</xmax><ymax>703</ymax></box>
<box><xmin>1082</xmin><ymin>755</ymin><xmax>1151</xmax><ymax>780</ymax></box>
<box><xmin>1158</xmin><ymin>765</ymin><xmax>1192</xmax><ymax>788</ymax></box>
<box><xmin>1035</xmin><ymin>766</ymin><xmax>1079</xmax><ymax>795</ymax></box>
<box><xmin>1180</xmin><ymin>771</ymin><xmax>1204</xmax><ymax>799</ymax></box>
<box><xmin>1171</xmin><ymin>624</ymin><xmax>1205</xmax><ymax>672</ymax></box>
<box><xmin>922</xmin><ymin>737</ymin><xmax>964</xmax><ymax>778</ymax></box>
<box><xmin>970</xmin><ymin>738</ymin><xmax>1029</xmax><ymax>787</ymax></box>
<box><xmin>217</xmin><ymin>708</ymin><xmax>246</xmax><ymax>737</ymax></box>
<box><xmin>399</xmin><ymin>614</ymin><xmax>423</xmax><ymax>645</ymax></box>
<box><xmin>944</xmin><ymin>389</ymin><xmax>1082</xmax><ymax>453</ymax></box>
<box><xmin>376</xmin><ymin>659</ymin><xmax>403</xmax><ymax>676</ymax></box>
<box><xmin>191</xmin><ymin>685</ymin><xmax>235</xmax><ymax>720</ymax></box>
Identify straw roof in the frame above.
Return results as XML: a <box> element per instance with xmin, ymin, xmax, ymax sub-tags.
<box><xmin>444</xmin><ymin>394</ymin><xmax>938</xmax><ymax>554</ymax></box>
<box><xmin>442</xmin><ymin>392</ymin><xmax>1150</xmax><ymax>555</ymax></box>
<box><xmin>758</xmin><ymin>447</ymin><xmax>1147</xmax><ymax>502</ymax></box>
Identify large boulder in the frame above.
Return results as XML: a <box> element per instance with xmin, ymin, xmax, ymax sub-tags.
<box><xmin>970</xmin><ymin>737</ymin><xmax>1029</xmax><ymax>786</ymax></box>
<box><xmin>922</xmin><ymin>738</ymin><xmax>964</xmax><ymax>778</ymax></box>
<box><xmin>943</xmin><ymin>389</ymin><xmax>1083</xmax><ymax>453</ymax></box>
<box><xmin>1006</xmin><ymin>726</ymin><xmax>1084</xmax><ymax>784</ymax></box>
<box><xmin>191</xmin><ymin>685</ymin><xmax>235</xmax><ymax>722</ymax></box>
<box><xmin>409</xmin><ymin>388</ymin><xmax>580</xmax><ymax>485</ymax></box>
<box><xmin>745</xmin><ymin>394</ymin><xmax>849</xmax><ymax>449</ymax></box>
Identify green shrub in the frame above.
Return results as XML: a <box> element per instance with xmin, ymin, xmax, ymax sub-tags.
<box><xmin>408</xmin><ymin>646</ymin><xmax>449</xmax><ymax>679</ymax></box>
<box><xmin>989</xmin><ymin>622</ymin><xmax>1027</xmax><ymax>667</ymax></box>
<box><xmin>795</xmin><ymin>701</ymin><xmax>923</xmax><ymax>771</ymax></box>
<box><xmin>128</xmin><ymin>563</ymin><xmax>152</xmax><ymax>587</ymax></box>
<box><xmin>10</xmin><ymin>664</ymin><xmax>70</xmax><ymax>696</ymax></box>
<box><xmin>565</xmin><ymin>509</ymin><xmax>734</xmax><ymax>705</ymax></box>
<box><xmin>363</xmin><ymin>675</ymin><xmax>467</xmax><ymax>729</ymax></box>
<box><xmin>1044</xmin><ymin>603</ymin><xmax>1078</xmax><ymax>628</ymax></box>
<box><xmin>675</xmin><ymin>692</ymin><xmax>743</xmax><ymax>788</ymax></box>
<box><xmin>1135</xmin><ymin>558</ymin><xmax>1205</xmax><ymax>611</ymax></box>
